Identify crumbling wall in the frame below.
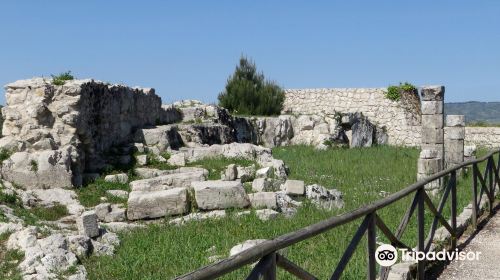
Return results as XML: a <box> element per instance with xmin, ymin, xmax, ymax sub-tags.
<box><xmin>0</xmin><ymin>78</ymin><xmax>169</xmax><ymax>188</ymax></box>
<box><xmin>282</xmin><ymin>88</ymin><xmax>422</xmax><ymax>146</ymax></box>
<box><xmin>464</xmin><ymin>127</ymin><xmax>500</xmax><ymax>148</ymax></box>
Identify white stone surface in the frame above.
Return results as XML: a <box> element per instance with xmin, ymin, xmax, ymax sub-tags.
<box><xmin>192</xmin><ymin>180</ymin><xmax>249</xmax><ymax>210</ymax></box>
<box><xmin>248</xmin><ymin>192</ymin><xmax>277</xmax><ymax>209</ymax></box>
<box><xmin>127</xmin><ymin>187</ymin><xmax>189</xmax><ymax>220</ymax></box>
<box><xmin>76</xmin><ymin>211</ymin><xmax>99</xmax><ymax>238</ymax></box>
<box><xmin>104</xmin><ymin>173</ymin><xmax>128</xmax><ymax>184</ymax></box>
<box><xmin>282</xmin><ymin>180</ymin><xmax>305</xmax><ymax>195</ymax></box>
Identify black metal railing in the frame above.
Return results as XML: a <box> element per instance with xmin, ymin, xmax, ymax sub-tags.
<box><xmin>176</xmin><ymin>149</ymin><xmax>500</xmax><ymax>280</ymax></box>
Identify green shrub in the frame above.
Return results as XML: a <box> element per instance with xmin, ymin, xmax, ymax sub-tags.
<box><xmin>51</xmin><ymin>71</ymin><xmax>74</xmax><ymax>86</ymax></box>
<box><xmin>218</xmin><ymin>56</ymin><xmax>285</xmax><ymax>116</ymax></box>
<box><xmin>385</xmin><ymin>82</ymin><xmax>417</xmax><ymax>101</ymax></box>
<box><xmin>0</xmin><ymin>149</ymin><xmax>11</xmax><ymax>163</ymax></box>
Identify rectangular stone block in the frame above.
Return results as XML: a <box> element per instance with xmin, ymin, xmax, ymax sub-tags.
<box><xmin>248</xmin><ymin>192</ymin><xmax>277</xmax><ymax>209</ymax></box>
<box><xmin>421</xmin><ymin>86</ymin><xmax>445</xmax><ymax>101</ymax></box>
<box><xmin>421</xmin><ymin>101</ymin><xmax>443</xmax><ymax>114</ymax></box>
<box><xmin>420</xmin><ymin>149</ymin><xmax>439</xmax><ymax>159</ymax></box>
<box><xmin>445</xmin><ymin>127</ymin><xmax>465</xmax><ymax>140</ymax></box>
<box><xmin>127</xmin><ymin>187</ymin><xmax>189</xmax><ymax>220</ymax></box>
<box><xmin>282</xmin><ymin>180</ymin><xmax>305</xmax><ymax>196</ymax></box>
<box><xmin>422</xmin><ymin>114</ymin><xmax>444</xmax><ymax>129</ymax></box>
<box><xmin>77</xmin><ymin>211</ymin><xmax>100</xmax><ymax>238</ymax></box>
<box><xmin>418</xmin><ymin>158</ymin><xmax>441</xmax><ymax>174</ymax></box>
<box><xmin>446</xmin><ymin>115</ymin><xmax>465</xmax><ymax>127</ymax></box>
<box><xmin>130</xmin><ymin>171</ymin><xmax>207</xmax><ymax>191</ymax></box>
<box><xmin>422</xmin><ymin>128</ymin><xmax>444</xmax><ymax>144</ymax></box>
<box><xmin>192</xmin><ymin>180</ymin><xmax>250</xmax><ymax>210</ymax></box>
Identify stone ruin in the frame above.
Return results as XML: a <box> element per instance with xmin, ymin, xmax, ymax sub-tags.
<box><xmin>0</xmin><ymin>77</ymin><xmax>490</xmax><ymax>279</ymax></box>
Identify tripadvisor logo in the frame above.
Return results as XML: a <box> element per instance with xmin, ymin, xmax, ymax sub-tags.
<box><xmin>375</xmin><ymin>244</ymin><xmax>398</xmax><ymax>266</ymax></box>
<box><xmin>375</xmin><ymin>244</ymin><xmax>481</xmax><ymax>267</ymax></box>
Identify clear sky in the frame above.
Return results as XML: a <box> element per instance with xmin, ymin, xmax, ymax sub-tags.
<box><xmin>1</xmin><ymin>1</ymin><xmax>499</xmax><ymax>104</ymax></box>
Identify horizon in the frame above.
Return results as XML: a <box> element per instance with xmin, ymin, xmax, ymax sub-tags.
<box><xmin>1</xmin><ymin>1</ymin><xmax>499</xmax><ymax>104</ymax></box>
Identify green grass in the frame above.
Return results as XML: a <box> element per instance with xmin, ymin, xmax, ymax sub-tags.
<box><xmin>0</xmin><ymin>231</ymin><xmax>23</xmax><ymax>280</ymax></box>
<box><xmin>82</xmin><ymin>145</ymin><xmax>490</xmax><ymax>279</ymax></box>
<box><xmin>51</xmin><ymin>71</ymin><xmax>74</xmax><ymax>86</ymax></box>
<box><xmin>186</xmin><ymin>156</ymin><xmax>257</xmax><ymax>180</ymax></box>
<box><xmin>1</xmin><ymin>188</ymin><xmax>69</xmax><ymax>225</ymax></box>
<box><xmin>77</xmin><ymin>177</ymin><xmax>131</xmax><ymax>207</ymax></box>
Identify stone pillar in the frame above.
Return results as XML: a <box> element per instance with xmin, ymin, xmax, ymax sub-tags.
<box><xmin>419</xmin><ymin>86</ymin><xmax>445</xmax><ymax>192</ymax></box>
<box><xmin>418</xmin><ymin>149</ymin><xmax>442</xmax><ymax>192</ymax></box>
<box><xmin>444</xmin><ymin>115</ymin><xmax>465</xmax><ymax>169</ymax></box>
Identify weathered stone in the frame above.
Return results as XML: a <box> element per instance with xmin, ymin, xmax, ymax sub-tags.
<box><xmin>445</xmin><ymin>127</ymin><xmax>465</xmax><ymax>140</ymax></box>
<box><xmin>305</xmin><ymin>184</ymin><xmax>344</xmax><ymax>209</ymax></box>
<box><xmin>91</xmin><ymin>240</ymin><xmax>115</xmax><ymax>256</ymax></box>
<box><xmin>169</xmin><ymin>210</ymin><xmax>226</xmax><ymax>225</ymax></box>
<box><xmin>350</xmin><ymin>115</ymin><xmax>375</xmax><ymax>148</ymax></box>
<box><xmin>446</xmin><ymin>115</ymin><xmax>465</xmax><ymax>127</ymax></box>
<box><xmin>134</xmin><ymin>125</ymin><xmax>183</xmax><ymax>151</ymax></box>
<box><xmin>255</xmin><ymin>209</ymin><xmax>279</xmax><ymax>221</ymax></box>
<box><xmin>251</xmin><ymin>178</ymin><xmax>276</xmax><ymax>192</ymax></box>
<box><xmin>421</xmin><ymin>101</ymin><xmax>443</xmax><ymax>114</ymax></box>
<box><xmin>418</xmin><ymin>158</ymin><xmax>442</xmax><ymax>174</ymax></box>
<box><xmin>419</xmin><ymin>149</ymin><xmax>439</xmax><ymax>159</ymax></box>
<box><xmin>27</xmin><ymin>188</ymin><xmax>84</xmax><ymax>215</ymax></box>
<box><xmin>135</xmin><ymin>155</ymin><xmax>148</xmax><ymax>166</ymax></box>
<box><xmin>236</xmin><ymin>165</ymin><xmax>256</xmax><ymax>182</ymax></box>
<box><xmin>101</xmin><ymin>222</ymin><xmax>145</xmax><ymax>233</ymax></box>
<box><xmin>276</xmin><ymin>191</ymin><xmax>302</xmax><ymax>210</ymax></box>
<box><xmin>127</xmin><ymin>187</ymin><xmax>188</xmax><ymax>220</ymax></box>
<box><xmin>421</xmin><ymin>85</ymin><xmax>445</xmax><ymax>101</ymax></box>
<box><xmin>221</xmin><ymin>164</ymin><xmax>237</xmax><ymax>181</ymax></box>
<box><xmin>94</xmin><ymin>203</ymin><xmax>111</xmax><ymax>221</ymax></box>
<box><xmin>421</xmin><ymin>128</ymin><xmax>444</xmax><ymax>144</ymax></box>
<box><xmin>282</xmin><ymin>180</ymin><xmax>305</xmax><ymax>196</ymax></box>
<box><xmin>248</xmin><ymin>192</ymin><xmax>277</xmax><ymax>209</ymax></box>
<box><xmin>255</xmin><ymin>167</ymin><xmax>273</xmax><ymax>178</ymax></box>
<box><xmin>421</xmin><ymin>114</ymin><xmax>444</xmax><ymax>129</ymax></box>
<box><xmin>76</xmin><ymin>211</ymin><xmax>100</xmax><ymax>238</ymax></box>
<box><xmin>192</xmin><ymin>180</ymin><xmax>249</xmax><ymax>210</ymax></box>
<box><xmin>67</xmin><ymin>235</ymin><xmax>91</xmax><ymax>259</ymax></box>
<box><xmin>106</xmin><ymin>189</ymin><xmax>129</xmax><ymax>199</ymax></box>
<box><xmin>129</xmin><ymin>170</ymin><xmax>207</xmax><ymax>191</ymax></box>
<box><xmin>104</xmin><ymin>173</ymin><xmax>128</xmax><ymax>184</ymax></box>
<box><xmin>104</xmin><ymin>205</ymin><xmax>127</xmax><ymax>222</ymax></box>
<box><xmin>464</xmin><ymin>145</ymin><xmax>477</xmax><ymax>157</ymax></box>
<box><xmin>134</xmin><ymin>167</ymin><xmax>170</xmax><ymax>179</ymax></box>
<box><xmin>167</xmin><ymin>153</ymin><xmax>186</xmax><ymax>166</ymax></box>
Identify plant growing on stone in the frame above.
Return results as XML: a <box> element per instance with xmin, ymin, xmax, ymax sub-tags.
<box><xmin>30</xmin><ymin>160</ymin><xmax>38</xmax><ymax>172</ymax></box>
<box><xmin>385</xmin><ymin>82</ymin><xmax>417</xmax><ymax>101</ymax></box>
<box><xmin>51</xmin><ymin>71</ymin><xmax>74</xmax><ymax>86</ymax></box>
<box><xmin>218</xmin><ymin>56</ymin><xmax>285</xmax><ymax>116</ymax></box>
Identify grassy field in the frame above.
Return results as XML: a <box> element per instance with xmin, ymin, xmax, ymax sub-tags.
<box><xmin>82</xmin><ymin>145</ymin><xmax>486</xmax><ymax>279</ymax></box>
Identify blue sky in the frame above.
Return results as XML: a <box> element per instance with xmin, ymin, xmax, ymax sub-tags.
<box><xmin>1</xmin><ymin>1</ymin><xmax>499</xmax><ymax>104</ymax></box>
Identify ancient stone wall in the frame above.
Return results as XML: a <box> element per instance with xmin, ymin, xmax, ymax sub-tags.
<box><xmin>0</xmin><ymin>78</ymin><xmax>172</xmax><ymax>188</ymax></box>
<box><xmin>464</xmin><ymin>127</ymin><xmax>500</xmax><ymax>148</ymax></box>
<box><xmin>282</xmin><ymin>88</ymin><xmax>422</xmax><ymax>146</ymax></box>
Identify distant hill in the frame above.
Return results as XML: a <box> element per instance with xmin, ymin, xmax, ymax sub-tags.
<box><xmin>444</xmin><ymin>101</ymin><xmax>500</xmax><ymax>124</ymax></box>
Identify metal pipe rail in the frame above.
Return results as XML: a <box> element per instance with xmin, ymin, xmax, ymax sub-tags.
<box><xmin>176</xmin><ymin>149</ymin><xmax>500</xmax><ymax>280</ymax></box>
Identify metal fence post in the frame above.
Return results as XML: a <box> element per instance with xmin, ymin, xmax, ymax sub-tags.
<box><xmin>367</xmin><ymin>213</ymin><xmax>376</xmax><ymax>280</ymax></box>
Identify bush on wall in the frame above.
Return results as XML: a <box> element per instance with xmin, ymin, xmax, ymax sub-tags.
<box><xmin>218</xmin><ymin>56</ymin><xmax>285</xmax><ymax>116</ymax></box>
<box><xmin>385</xmin><ymin>82</ymin><xmax>417</xmax><ymax>101</ymax></box>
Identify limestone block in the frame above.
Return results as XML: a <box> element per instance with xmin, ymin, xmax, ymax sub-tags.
<box><xmin>421</xmin><ymin>128</ymin><xmax>444</xmax><ymax>144</ymax></box>
<box><xmin>129</xmin><ymin>171</ymin><xmax>207</xmax><ymax>191</ymax></box>
<box><xmin>104</xmin><ymin>173</ymin><xmax>128</xmax><ymax>184</ymax></box>
<box><xmin>94</xmin><ymin>203</ymin><xmax>111</xmax><ymax>221</ymax></box>
<box><xmin>76</xmin><ymin>211</ymin><xmax>99</xmax><ymax>238</ymax></box>
<box><xmin>445</xmin><ymin>127</ymin><xmax>465</xmax><ymax>140</ymax></box>
<box><xmin>169</xmin><ymin>210</ymin><xmax>226</xmax><ymax>225</ymax></box>
<box><xmin>421</xmin><ymin>101</ymin><xmax>443</xmax><ymax>114</ymax></box>
<box><xmin>418</xmin><ymin>158</ymin><xmax>441</xmax><ymax>174</ymax></box>
<box><xmin>256</xmin><ymin>167</ymin><xmax>273</xmax><ymax>178</ymax></box>
<box><xmin>127</xmin><ymin>187</ymin><xmax>189</xmax><ymax>220</ymax></box>
<box><xmin>421</xmin><ymin>114</ymin><xmax>444</xmax><ymax>129</ymax></box>
<box><xmin>464</xmin><ymin>145</ymin><xmax>477</xmax><ymax>157</ymax></box>
<box><xmin>282</xmin><ymin>180</ymin><xmax>305</xmax><ymax>196</ymax></box>
<box><xmin>248</xmin><ymin>192</ymin><xmax>277</xmax><ymax>209</ymax></box>
<box><xmin>236</xmin><ymin>165</ymin><xmax>256</xmax><ymax>182</ymax></box>
<box><xmin>251</xmin><ymin>178</ymin><xmax>278</xmax><ymax>192</ymax></box>
<box><xmin>419</xmin><ymin>149</ymin><xmax>439</xmax><ymax>159</ymax></box>
<box><xmin>256</xmin><ymin>209</ymin><xmax>279</xmax><ymax>221</ymax></box>
<box><xmin>446</xmin><ymin>115</ymin><xmax>465</xmax><ymax>127</ymax></box>
<box><xmin>192</xmin><ymin>180</ymin><xmax>249</xmax><ymax>210</ymax></box>
<box><xmin>135</xmin><ymin>155</ymin><xmax>147</xmax><ymax>166</ymax></box>
<box><xmin>221</xmin><ymin>164</ymin><xmax>237</xmax><ymax>181</ymax></box>
<box><xmin>104</xmin><ymin>205</ymin><xmax>127</xmax><ymax>222</ymax></box>
<box><xmin>420</xmin><ymin>86</ymin><xmax>445</xmax><ymax>101</ymax></box>
<box><xmin>134</xmin><ymin>167</ymin><xmax>170</xmax><ymax>179</ymax></box>
<box><xmin>106</xmin><ymin>190</ymin><xmax>129</xmax><ymax>199</ymax></box>
<box><xmin>167</xmin><ymin>153</ymin><xmax>186</xmax><ymax>166</ymax></box>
